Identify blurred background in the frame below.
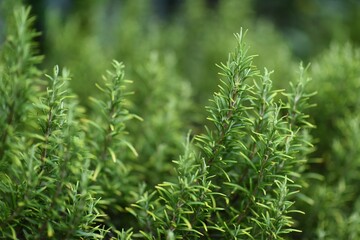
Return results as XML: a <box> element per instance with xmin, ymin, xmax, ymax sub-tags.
<box><xmin>24</xmin><ymin>0</ymin><xmax>360</xmax><ymax>59</ymax></box>
<box><xmin>3</xmin><ymin>0</ymin><xmax>358</xmax><ymax>106</ymax></box>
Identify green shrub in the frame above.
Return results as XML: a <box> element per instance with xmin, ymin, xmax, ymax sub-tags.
<box><xmin>44</xmin><ymin>0</ymin><xmax>297</xmax><ymax>112</ymax></box>
<box><xmin>309</xmin><ymin>43</ymin><xmax>360</xmax><ymax>157</ymax></box>
<box><xmin>0</xmin><ymin>4</ymin><xmax>316</xmax><ymax>239</ymax></box>
<box><xmin>294</xmin><ymin>43</ymin><xmax>360</xmax><ymax>240</ymax></box>
<box><xmin>0</xmin><ymin>7</ymin><xmax>105</xmax><ymax>238</ymax></box>
<box><xmin>128</xmin><ymin>32</ymin><xmax>314</xmax><ymax>239</ymax></box>
<box><xmin>128</xmin><ymin>52</ymin><xmax>193</xmax><ymax>187</ymax></box>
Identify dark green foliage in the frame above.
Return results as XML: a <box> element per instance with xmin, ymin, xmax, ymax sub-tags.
<box><xmin>295</xmin><ymin>43</ymin><xmax>360</xmax><ymax>240</ymax></box>
<box><xmin>297</xmin><ymin>113</ymin><xmax>360</xmax><ymax>240</ymax></box>
<box><xmin>309</xmin><ymin>44</ymin><xmax>360</xmax><ymax>157</ymax></box>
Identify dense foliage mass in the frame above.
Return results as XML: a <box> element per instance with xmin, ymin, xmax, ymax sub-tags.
<box><xmin>1</xmin><ymin>1</ymin><xmax>360</xmax><ymax>239</ymax></box>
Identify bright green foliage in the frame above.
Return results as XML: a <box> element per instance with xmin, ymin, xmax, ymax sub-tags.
<box><xmin>44</xmin><ymin>0</ymin><xmax>297</xmax><ymax>112</ymax></box>
<box><xmin>42</xmin><ymin>1</ymin><xmax>298</xmax><ymax>198</ymax></box>
<box><xmin>0</xmin><ymin>6</ymin><xmax>107</xmax><ymax>238</ymax></box>
<box><xmin>8</xmin><ymin>1</ymin><xmax>360</xmax><ymax>239</ymax></box>
<box><xmin>85</xmin><ymin>60</ymin><xmax>140</xmax><ymax>230</ymax></box>
<box><xmin>129</xmin><ymin>31</ymin><xmax>314</xmax><ymax>239</ymax></box>
<box><xmin>129</xmin><ymin>52</ymin><xmax>193</xmax><ymax>186</ymax></box>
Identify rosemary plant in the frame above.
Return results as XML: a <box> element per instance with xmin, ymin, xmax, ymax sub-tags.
<box><xmin>130</xmin><ymin>30</ymin><xmax>314</xmax><ymax>239</ymax></box>
<box><xmin>128</xmin><ymin>52</ymin><xmax>192</xmax><ymax>186</ymax></box>
<box><xmin>1</xmin><ymin>3</ymin><xmax>318</xmax><ymax>240</ymax></box>
<box><xmin>0</xmin><ymin>6</ymin><xmax>42</xmax><ymax>162</ymax></box>
<box><xmin>296</xmin><ymin>43</ymin><xmax>360</xmax><ymax>240</ymax></box>
<box><xmin>0</xmin><ymin>6</ymin><xmax>110</xmax><ymax>239</ymax></box>
<box><xmin>85</xmin><ymin>60</ymin><xmax>140</xmax><ymax>231</ymax></box>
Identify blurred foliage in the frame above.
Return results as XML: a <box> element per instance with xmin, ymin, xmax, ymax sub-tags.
<box><xmin>254</xmin><ymin>0</ymin><xmax>360</xmax><ymax>59</ymax></box>
<box><xmin>43</xmin><ymin>0</ymin><xmax>297</xmax><ymax>110</ymax></box>
<box><xmin>309</xmin><ymin>43</ymin><xmax>360</xmax><ymax>156</ymax></box>
<box><xmin>293</xmin><ymin>43</ymin><xmax>360</xmax><ymax>240</ymax></box>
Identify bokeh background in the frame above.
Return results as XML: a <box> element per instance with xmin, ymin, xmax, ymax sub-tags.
<box><xmin>10</xmin><ymin>0</ymin><xmax>360</xmax><ymax>106</ymax></box>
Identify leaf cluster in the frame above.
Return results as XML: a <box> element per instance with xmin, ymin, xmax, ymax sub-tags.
<box><xmin>129</xmin><ymin>31</ymin><xmax>314</xmax><ymax>239</ymax></box>
<box><xmin>0</xmin><ymin>3</ymin><xmax>317</xmax><ymax>240</ymax></box>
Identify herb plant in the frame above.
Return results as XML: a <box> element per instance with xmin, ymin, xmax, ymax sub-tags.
<box><xmin>7</xmin><ymin>2</ymin><xmax>360</xmax><ymax>240</ymax></box>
